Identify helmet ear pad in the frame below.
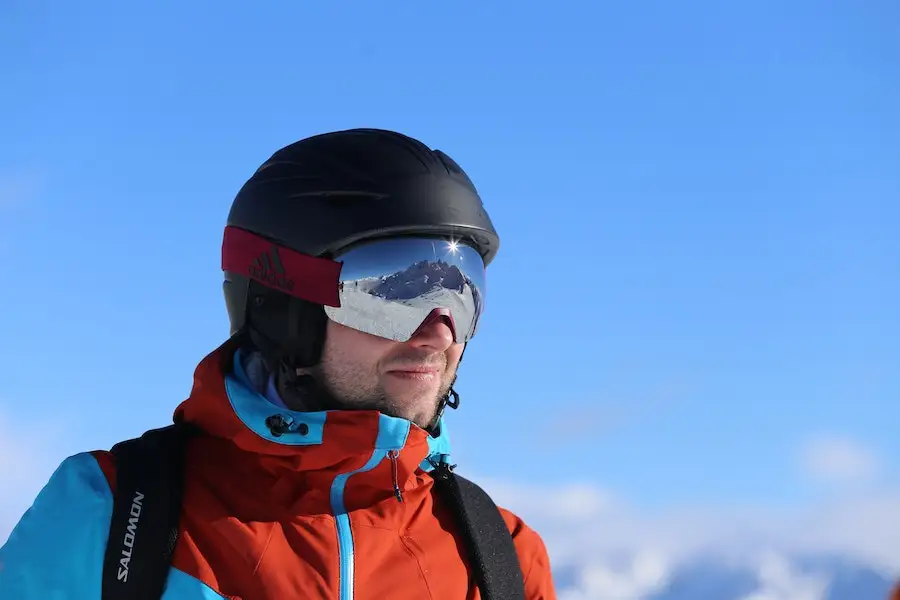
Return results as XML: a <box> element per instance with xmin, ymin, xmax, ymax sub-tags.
<box><xmin>225</xmin><ymin>271</ymin><xmax>328</xmax><ymax>369</ymax></box>
<box><xmin>223</xmin><ymin>269</ymin><xmax>251</xmax><ymax>337</ymax></box>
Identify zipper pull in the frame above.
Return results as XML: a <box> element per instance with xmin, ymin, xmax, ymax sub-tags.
<box><xmin>388</xmin><ymin>450</ymin><xmax>403</xmax><ymax>503</ymax></box>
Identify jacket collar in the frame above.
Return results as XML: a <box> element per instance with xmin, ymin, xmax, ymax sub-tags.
<box><xmin>173</xmin><ymin>339</ymin><xmax>453</xmax><ymax>483</ymax></box>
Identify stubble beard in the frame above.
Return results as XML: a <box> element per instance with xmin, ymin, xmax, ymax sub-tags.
<box><xmin>312</xmin><ymin>353</ymin><xmax>457</xmax><ymax>429</ymax></box>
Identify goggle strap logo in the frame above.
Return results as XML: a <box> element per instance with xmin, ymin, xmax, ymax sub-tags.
<box><xmin>249</xmin><ymin>245</ymin><xmax>295</xmax><ymax>293</ymax></box>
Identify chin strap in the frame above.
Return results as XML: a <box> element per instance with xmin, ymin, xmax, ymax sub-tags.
<box><xmin>427</xmin><ymin>339</ymin><xmax>468</xmax><ymax>434</ymax></box>
<box><xmin>428</xmin><ymin>387</ymin><xmax>460</xmax><ymax>435</ymax></box>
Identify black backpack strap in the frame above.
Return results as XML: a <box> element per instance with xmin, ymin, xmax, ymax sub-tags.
<box><xmin>432</xmin><ymin>465</ymin><xmax>527</xmax><ymax>600</ymax></box>
<box><xmin>102</xmin><ymin>423</ymin><xmax>194</xmax><ymax>600</ymax></box>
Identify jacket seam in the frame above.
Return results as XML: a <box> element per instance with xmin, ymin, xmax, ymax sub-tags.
<box><xmin>399</xmin><ymin>534</ymin><xmax>435</xmax><ymax>600</ymax></box>
<box><xmin>251</xmin><ymin>526</ymin><xmax>278</xmax><ymax>577</ymax></box>
<box><xmin>520</xmin><ymin>543</ymin><xmax>539</xmax><ymax>589</ymax></box>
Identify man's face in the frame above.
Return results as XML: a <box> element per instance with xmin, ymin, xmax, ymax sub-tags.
<box><xmin>310</xmin><ymin>317</ymin><xmax>463</xmax><ymax>429</ymax></box>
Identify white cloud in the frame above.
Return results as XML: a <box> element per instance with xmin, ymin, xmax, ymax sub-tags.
<box><xmin>478</xmin><ymin>477</ymin><xmax>615</xmax><ymax>521</ymax></box>
<box><xmin>477</xmin><ymin>445</ymin><xmax>900</xmax><ymax>600</ymax></box>
<box><xmin>737</xmin><ymin>553</ymin><xmax>832</xmax><ymax>600</ymax></box>
<box><xmin>558</xmin><ymin>551</ymin><xmax>672</xmax><ymax>600</ymax></box>
<box><xmin>798</xmin><ymin>435</ymin><xmax>880</xmax><ymax>486</ymax></box>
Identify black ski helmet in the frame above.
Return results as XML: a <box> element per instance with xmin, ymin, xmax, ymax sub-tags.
<box><xmin>222</xmin><ymin>128</ymin><xmax>500</xmax><ymax>371</ymax></box>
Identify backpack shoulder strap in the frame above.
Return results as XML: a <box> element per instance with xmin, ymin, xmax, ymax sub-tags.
<box><xmin>432</xmin><ymin>465</ymin><xmax>527</xmax><ymax>600</ymax></box>
<box><xmin>102</xmin><ymin>422</ymin><xmax>194</xmax><ymax>600</ymax></box>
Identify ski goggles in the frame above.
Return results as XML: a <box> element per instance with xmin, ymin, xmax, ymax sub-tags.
<box><xmin>222</xmin><ymin>226</ymin><xmax>487</xmax><ymax>343</ymax></box>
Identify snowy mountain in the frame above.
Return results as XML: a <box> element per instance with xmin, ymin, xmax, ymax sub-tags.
<box><xmin>552</xmin><ymin>554</ymin><xmax>894</xmax><ymax>600</ymax></box>
<box><xmin>348</xmin><ymin>259</ymin><xmax>471</xmax><ymax>299</ymax></box>
<box><xmin>472</xmin><ymin>476</ymin><xmax>900</xmax><ymax>600</ymax></box>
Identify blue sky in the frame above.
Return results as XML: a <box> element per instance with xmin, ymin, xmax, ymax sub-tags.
<box><xmin>1</xmin><ymin>0</ymin><xmax>898</xmax><ymax>567</ymax></box>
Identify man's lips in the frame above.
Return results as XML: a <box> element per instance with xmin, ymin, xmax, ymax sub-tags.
<box><xmin>385</xmin><ymin>366</ymin><xmax>441</xmax><ymax>379</ymax></box>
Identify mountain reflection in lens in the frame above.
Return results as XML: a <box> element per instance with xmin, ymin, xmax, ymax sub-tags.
<box><xmin>324</xmin><ymin>238</ymin><xmax>486</xmax><ymax>343</ymax></box>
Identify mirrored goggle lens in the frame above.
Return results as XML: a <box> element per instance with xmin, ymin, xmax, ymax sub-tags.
<box><xmin>324</xmin><ymin>237</ymin><xmax>486</xmax><ymax>343</ymax></box>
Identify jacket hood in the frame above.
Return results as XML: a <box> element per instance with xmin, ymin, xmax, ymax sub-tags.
<box><xmin>172</xmin><ymin>338</ymin><xmax>453</xmax><ymax>508</ymax></box>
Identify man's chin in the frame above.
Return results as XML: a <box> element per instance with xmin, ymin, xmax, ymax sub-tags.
<box><xmin>376</xmin><ymin>396</ymin><xmax>441</xmax><ymax>430</ymax></box>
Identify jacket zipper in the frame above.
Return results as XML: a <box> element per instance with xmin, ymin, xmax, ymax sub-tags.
<box><xmin>331</xmin><ymin>446</ymin><xmax>404</xmax><ymax>600</ymax></box>
<box><xmin>388</xmin><ymin>449</ymin><xmax>404</xmax><ymax>503</ymax></box>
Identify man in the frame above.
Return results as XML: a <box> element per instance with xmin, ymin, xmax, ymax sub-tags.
<box><xmin>0</xmin><ymin>128</ymin><xmax>557</xmax><ymax>599</ymax></box>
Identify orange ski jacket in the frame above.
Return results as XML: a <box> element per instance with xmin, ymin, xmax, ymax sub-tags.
<box><xmin>0</xmin><ymin>340</ymin><xmax>557</xmax><ymax>599</ymax></box>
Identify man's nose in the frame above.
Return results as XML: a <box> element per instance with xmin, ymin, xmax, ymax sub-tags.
<box><xmin>407</xmin><ymin>313</ymin><xmax>455</xmax><ymax>351</ymax></box>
